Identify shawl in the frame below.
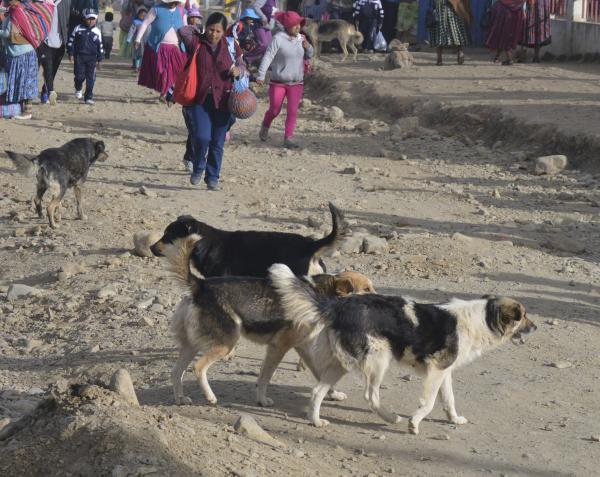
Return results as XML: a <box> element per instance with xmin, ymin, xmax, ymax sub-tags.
<box><xmin>448</xmin><ymin>0</ymin><xmax>473</xmax><ymax>25</ymax></box>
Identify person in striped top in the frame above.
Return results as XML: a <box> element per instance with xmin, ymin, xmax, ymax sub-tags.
<box><xmin>352</xmin><ymin>0</ymin><xmax>384</xmax><ymax>52</ymax></box>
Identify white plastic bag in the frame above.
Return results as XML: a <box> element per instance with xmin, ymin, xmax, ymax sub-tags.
<box><xmin>374</xmin><ymin>31</ymin><xmax>387</xmax><ymax>52</ymax></box>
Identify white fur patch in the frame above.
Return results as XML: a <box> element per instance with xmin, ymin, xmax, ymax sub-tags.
<box><xmin>440</xmin><ymin>299</ymin><xmax>502</xmax><ymax>368</ymax></box>
<box><xmin>403</xmin><ymin>302</ymin><xmax>419</xmax><ymax>326</ymax></box>
<box><xmin>308</xmin><ymin>259</ymin><xmax>325</xmax><ymax>276</ymax></box>
<box><xmin>269</xmin><ymin>264</ymin><xmax>323</xmax><ymax>327</ymax></box>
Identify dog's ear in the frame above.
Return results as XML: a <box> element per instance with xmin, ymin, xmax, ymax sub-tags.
<box><xmin>486</xmin><ymin>297</ymin><xmax>524</xmax><ymax>335</ymax></box>
<box><xmin>499</xmin><ymin>299</ymin><xmax>525</xmax><ymax>323</ymax></box>
<box><xmin>335</xmin><ymin>277</ymin><xmax>355</xmax><ymax>296</ymax></box>
<box><xmin>92</xmin><ymin>139</ymin><xmax>108</xmax><ymax>161</ymax></box>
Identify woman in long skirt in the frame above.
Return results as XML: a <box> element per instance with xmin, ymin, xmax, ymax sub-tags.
<box><xmin>134</xmin><ymin>0</ymin><xmax>187</xmax><ymax>100</ymax></box>
<box><xmin>519</xmin><ymin>0</ymin><xmax>551</xmax><ymax>62</ymax></box>
<box><xmin>428</xmin><ymin>0</ymin><xmax>471</xmax><ymax>66</ymax></box>
<box><xmin>0</xmin><ymin>0</ymin><xmax>38</xmax><ymax>119</ymax></box>
<box><xmin>485</xmin><ymin>0</ymin><xmax>525</xmax><ymax>65</ymax></box>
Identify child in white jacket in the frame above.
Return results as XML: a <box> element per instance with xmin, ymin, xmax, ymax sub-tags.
<box><xmin>256</xmin><ymin>11</ymin><xmax>313</xmax><ymax>149</ymax></box>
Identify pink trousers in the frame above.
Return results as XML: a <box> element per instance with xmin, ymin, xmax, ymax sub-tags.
<box><xmin>262</xmin><ymin>82</ymin><xmax>304</xmax><ymax>139</ymax></box>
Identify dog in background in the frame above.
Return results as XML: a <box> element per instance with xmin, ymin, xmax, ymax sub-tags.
<box><xmin>162</xmin><ymin>236</ymin><xmax>375</xmax><ymax>407</ymax></box>
<box><xmin>270</xmin><ymin>264</ymin><xmax>537</xmax><ymax>433</ymax></box>
<box><xmin>151</xmin><ymin>202</ymin><xmax>347</xmax><ymax>278</ymax></box>
<box><xmin>304</xmin><ymin>19</ymin><xmax>363</xmax><ymax>62</ymax></box>
<box><xmin>6</xmin><ymin>138</ymin><xmax>108</xmax><ymax>229</ymax></box>
<box><xmin>384</xmin><ymin>39</ymin><xmax>414</xmax><ymax>70</ymax></box>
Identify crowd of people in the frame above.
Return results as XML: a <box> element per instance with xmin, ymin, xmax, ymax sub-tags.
<box><xmin>1</xmin><ymin>0</ymin><xmax>553</xmax><ymax>185</ymax></box>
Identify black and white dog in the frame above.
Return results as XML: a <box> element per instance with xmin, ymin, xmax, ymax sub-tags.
<box><xmin>6</xmin><ymin>138</ymin><xmax>108</xmax><ymax>228</ymax></box>
<box><xmin>151</xmin><ymin>202</ymin><xmax>347</xmax><ymax>277</ymax></box>
<box><xmin>269</xmin><ymin>264</ymin><xmax>537</xmax><ymax>434</ymax></box>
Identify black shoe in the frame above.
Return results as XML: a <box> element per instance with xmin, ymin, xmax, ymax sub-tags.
<box><xmin>206</xmin><ymin>181</ymin><xmax>220</xmax><ymax>191</ymax></box>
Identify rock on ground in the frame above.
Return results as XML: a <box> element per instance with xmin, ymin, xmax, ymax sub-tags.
<box><xmin>109</xmin><ymin>369</ymin><xmax>139</xmax><ymax>406</ymax></box>
<box><xmin>233</xmin><ymin>414</ymin><xmax>285</xmax><ymax>449</ymax></box>
<box><xmin>534</xmin><ymin>155</ymin><xmax>568</xmax><ymax>175</ymax></box>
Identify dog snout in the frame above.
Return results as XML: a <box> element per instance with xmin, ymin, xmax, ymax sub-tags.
<box><xmin>522</xmin><ymin>317</ymin><xmax>537</xmax><ymax>334</ymax></box>
<box><xmin>150</xmin><ymin>240</ymin><xmax>165</xmax><ymax>257</ymax></box>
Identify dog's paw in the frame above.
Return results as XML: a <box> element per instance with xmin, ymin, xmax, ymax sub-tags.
<box><xmin>312</xmin><ymin>418</ymin><xmax>330</xmax><ymax>428</ymax></box>
<box><xmin>177</xmin><ymin>396</ymin><xmax>193</xmax><ymax>406</ymax></box>
<box><xmin>78</xmin><ymin>214</ymin><xmax>88</xmax><ymax>221</ymax></box>
<box><xmin>206</xmin><ymin>394</ymin><xmax>218</xmax><ymax>405</ymax></box>
<box><xmin>327</xmin><ymin>390</ymin><xmax>347</xmax><ymax>401</ymax></box>
<box><xmin>408</xmin><ymin>418</ymin><xmax>419</xmax><ymax>435</ymax></box>
<box><xmin>392</xmin><ymin>414</ymin><xmax>403</xmax><ymax>424</ymax></box>
<box><xmin>452</xmin><ymin>416</ymin><xmax>468</xmax><ymax>425</ymax></box>
<box><xmin>257</xmin><ymin>397</ymin><xmax>274</xmax><ymax>407</ymax></box>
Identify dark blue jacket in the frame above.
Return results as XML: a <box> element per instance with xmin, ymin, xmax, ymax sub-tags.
<box><xmin>67</xmin><ymin>24</ymin><xmax>104</xmax><ymax>61</ymax></box>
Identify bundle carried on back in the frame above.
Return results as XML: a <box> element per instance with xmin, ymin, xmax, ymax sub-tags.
<box><xmin>9</xmin><ymin>0</ymin><xmax>55</xmax><ymax>49</ymax></box>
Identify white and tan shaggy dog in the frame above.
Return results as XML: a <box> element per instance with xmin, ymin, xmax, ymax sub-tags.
<box><xmin>269</xmin><ymin>264</ymin><xmax>537</xmax><ymax>434</ymax></box>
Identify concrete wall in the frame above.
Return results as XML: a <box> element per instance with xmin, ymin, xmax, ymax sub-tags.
<box><xmin>548</xmin><ymin>18</ymin><xmax>600</xmax><ymax>56</ymax></box>
<box><xmin>548</xmin><ymin>0</ymin><xmax>600</xmax><ymax>57</ymax></box>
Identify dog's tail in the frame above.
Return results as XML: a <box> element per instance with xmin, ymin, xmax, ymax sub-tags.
<box><xmin>310</xmin><ymin>202</ymin><xmax>349</xmax><ymax>258</ymax></box>
<box><xmin>162</xmin><ymin>236</ymin><xmax>203</xmax><ymax>294</ymax></box>
<box><xmin>5</xmin><ymin>151</ymin><xmax>38</xmax><ymax>177</ymax></box>
<box><xmin>353</xmin><ymin>31</ymin><xmax>364</xmax><ymax>45</ymax></box>
<box><xmin>269</xmin><ymin>263</ymin><xmax>329</xmax><ymax>327</ymax></box>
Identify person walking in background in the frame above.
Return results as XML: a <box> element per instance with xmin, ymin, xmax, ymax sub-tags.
<box><xmin>127</xmin><ymin>6</ymin><xmax>147</xmax><ymax>72</ymax></box>
<box><xmin>252</xmin><ymin>0</ymin><xmax>277</xmax><ymax>66</ymax></box>
<box><xmin>256</xmin><ymin>11</ymin><xmax>313</xmax><ymax>150</ymax></box>
<box><xmin>228</xmin><ymin>8</ymin><xmax>263</xmax><ymax>66</ymax></box>
<box><xmin>380</xmin><ymin>0</ymin><xmax>399</xmax><ymax>43</ymax></box>
<box><xmin>37</xmin><ymin>0</ymin><xmax>71</xmax><ymax>105</ymax></box>
<box><xmin>485</xmin><ymin>0</ymin><xmax>525</xmax><ymax>65</ymax></box>
<box><xmin>69</xmin><ymin>0</ymin><xmax>99</xmax><ymax>36</ymax></box>
<box><xmin>428</xmin><ymin>0</ymin><xmax>471</xmax><ymax>65</ymax></box>
<box><xmin>135</xmin><ymin>0</ymin><xmax>187</xmax><ymax>102</ymax></box>
<box><xmin>177</xmin><ymin>12</ymin><xmax>245</xmax><ymax>190</ymax></box>
<box><xmin>67</xmin><ymin>8</ymin><xmax>103</xmax><ymax>104</ymax></box>
<box><xmin>119</xmin><ymin>0</ymin><xmax>151</xmax><ymax>59</ymax></box>
<box><xmin>98</xmin><ymin>9</ymin><xmax>115</xmax><ymax>59</ymax></box>
<box><xmin>352</xmin><ymin>0</ymin><xmax>384</xmax><ymax>52</ymax></box>
<box><xmin>186</xmin><ymin>6</ymin><xmax>203</xmax><ymax>29</ymax></box>
<box><xmin>0</xmin><ymin>0</ymin><xmax>40</xmax><ymax>119</ymax></box>
<box><xmin>519</xmin><ymin>0</ymin><xmax>551</xmax><ymax>63</ymax></box>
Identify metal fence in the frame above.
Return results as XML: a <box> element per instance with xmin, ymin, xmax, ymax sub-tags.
<box><xmin>550</xmin><ymin>0</ymin><xmax>568</xmax><ymax>17</ymax></box>
<box><xmin>583</xmin><ymin>0</ymin><xmax>600</xmax><ymax>23</ymax></box>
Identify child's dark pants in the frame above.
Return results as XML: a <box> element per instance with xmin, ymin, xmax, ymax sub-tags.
<box><xmin>74</xmin><ymin>54</ymin><xmax>97</xmax><ymax>101</ymax></box>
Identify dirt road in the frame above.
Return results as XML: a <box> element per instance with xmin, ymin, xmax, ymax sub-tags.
<box><xmin>1</xmin><ymin>51</ymin><xmax>599</xmax><ymax>476</ymax></box>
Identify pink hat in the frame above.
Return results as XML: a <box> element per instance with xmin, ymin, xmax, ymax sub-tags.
<box><xmin>274</xmin><ymin>11</ymin><xmax>305</xmax><ymax>29</ymax></box>
<box><xmin>188</xmin><ymin>7</ymin><xmax>202</xmax><ymax>18</ymax></box>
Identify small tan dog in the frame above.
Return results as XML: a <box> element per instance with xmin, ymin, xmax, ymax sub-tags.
<box><xmin>304</xmin><ymin>19</ymin><xmax>364</xmax><ymax>62</ymax></box>
<box><xmin>384</xmin><ymin>40</ymin><xmax>414</xmax><ymax>70</ymax></box>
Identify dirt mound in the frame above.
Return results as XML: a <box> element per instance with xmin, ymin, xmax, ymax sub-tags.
<box><xmin>307</xmin><ymin>62</ymin><xmax>600</xmax><ymax>173</ymax></box>
<box><xmin>0</xmin><ymin>382</ymin><xmax>238</xmax><ymax>477</ymax></box>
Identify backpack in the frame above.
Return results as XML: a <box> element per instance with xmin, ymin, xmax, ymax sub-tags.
<box><xmin>9</xmin><ymin>0</ymin><xmax>55</xmax><ymax>49</ymax></box>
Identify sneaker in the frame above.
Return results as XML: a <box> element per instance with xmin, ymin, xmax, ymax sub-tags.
<box><xmin>14</xmin><ymin>113</ymin><xmax>32</xmax><ymax>120</ymax></box>
<box><xmin>41</xmin><ymin>92</ymin><xmax>49</xmax><ymax>104</ymax></box>
<box><xmin>283</xmin><ymin>138</ymin><xmax>300</xmax><ymax>150</ymax></box>
<box><xmin>49</xmin><ymin>91</ymin><xmax>57</xmax><ymax>105</ymax></box>
<box><xmin>190</xmin><ymin>171</ymin><xmax>203</xmax><ymax>185</ymax></box>
<box><xmin>259</xmin><ymin>125</ymin><xmax>269</xmax><ymax>142</ymax></box>
<box><xmin>85</xmin><ymin>99</ymin><xmax>95</xmax><ymax>105</ymax></box>
<box><xmin>184</xmin><ymin>160</ymin><xmax>193</xmax><ymax>173</ymax></box>
<box><xmin>75</xmin><ymin>90</ymin><xmax>83</xmax><ymax>99</ymax></box>
<box><xmin>206</xmin><ymin>181</ymin><xmax>220</xmax><ymax>191</ymax></box>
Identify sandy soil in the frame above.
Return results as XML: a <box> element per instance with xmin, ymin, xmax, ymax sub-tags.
<box><xmin>1</xmin><ymin>48</ymin><xmax>600</xmax><ymax>477</ymax></box>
